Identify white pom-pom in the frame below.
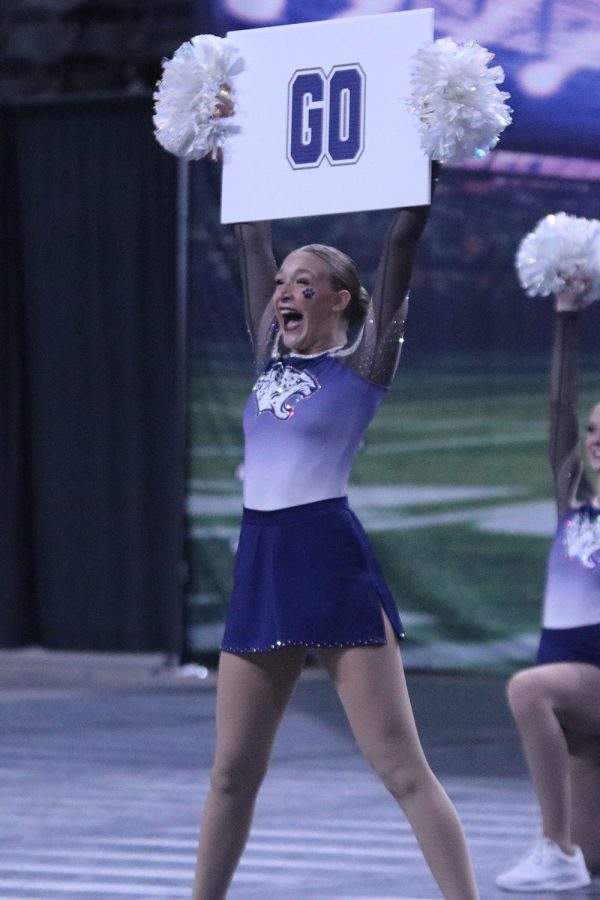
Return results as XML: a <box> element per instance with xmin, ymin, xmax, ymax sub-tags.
<box><xmin>516</xmin><ymin>212</ymin><xmax>600</xmax><ymax>304</ymax></box>
<box><xmin>153</xmin><ymin>34</ymin><xmax>245</xmax><ymax>161</ymax></box>
<box><xmin>409</xmin><ymin>37</ymin><xmax>512</xmax><ymax>163</ymax></box>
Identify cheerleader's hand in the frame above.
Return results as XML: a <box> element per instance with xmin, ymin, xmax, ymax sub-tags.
<box><xmin>214</xmin><ymin>84</ymin><xmax>234</xmax><ymax>119</ymax></box>
<box><xmin>153</xmin><ymin>34</ymin><xmax>244</xmax><ymax>162</ymax></box>
<box><xmin>210</xmin><ymin>85</ymin><xmax>234</xmax><ymax>161</ymax></box>
<box><xmin>554</xmin><ymin>282</ymin><xmax>591</xmax><ymax>313</ymax></box>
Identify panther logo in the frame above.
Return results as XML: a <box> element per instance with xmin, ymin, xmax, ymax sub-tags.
<box><xmin>564</xmin><ymin>509</ymin><xmax>600</xmax><ymax>569</ymax></box>
<box><xmin>254</xmin><ymin>361</ymin><xmax>320</xmax><ymax>420</ymax></box>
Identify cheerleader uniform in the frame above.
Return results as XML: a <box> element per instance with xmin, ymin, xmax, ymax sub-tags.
<box><xmin>537</xmin><ymin>311</ymin><xmax>600</xmax><ymax>669</ymax></box>
<box><xmin>221</xmin><ymin>202</ymin><xmax>432</xmax><ymax>653</ymax></box>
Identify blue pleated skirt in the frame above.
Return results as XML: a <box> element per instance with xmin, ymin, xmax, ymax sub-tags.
<box><xmin>221</xmin><ymin>497</ymin><xmax>404</xmax><ymax>654</ymax></box>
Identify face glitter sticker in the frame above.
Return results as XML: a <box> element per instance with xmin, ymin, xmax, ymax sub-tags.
<box><xmin>302</xmin><ymin>287</ymin><xmax>315</xmax><ymax>299</ymax></box>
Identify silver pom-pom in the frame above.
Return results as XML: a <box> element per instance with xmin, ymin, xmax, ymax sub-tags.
<box><xmin>516</xmin><ymin>212</ymin><xmax>600</xmax><ymax>304</ymax></box>
<box><xmin>153</xmin><ymin>34</ymin><xmax>245</xmax><ymax>161</ymax></box>
<box><xmin>409</xmin><ymin>37</ymin><xmax>512</xmax><ymax>163</ymax></box>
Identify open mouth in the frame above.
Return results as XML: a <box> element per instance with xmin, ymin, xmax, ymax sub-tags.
<box><xmin>280</xmin><ymin>310</ymin><xmax>304</xmax><ymax>332</ymax></box>
<box><xmin>586</xmin><ymin>445</ymin><xmax>600</xmax><ymax>467</ymax></box>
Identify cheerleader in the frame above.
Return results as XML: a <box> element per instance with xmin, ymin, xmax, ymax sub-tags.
<box><xmin>152</xmin><ymin>29</ymin><xmax>513</xmax><ymax>898</ymax></box>
<box><xmin>191</xmin><ymin>165</ymin><xmax>479</xmax><ymax>899</ymax></box>
<box><xmin>496</xmin><ymin>286</ymin><xmax>600</xmax><ymax>892</ymax></box>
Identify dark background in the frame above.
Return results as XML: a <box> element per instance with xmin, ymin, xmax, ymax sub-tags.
<box><xmin>1</xmin><ymin>2</ymin><xmax>196</xmax><ymax>655</ymax></box>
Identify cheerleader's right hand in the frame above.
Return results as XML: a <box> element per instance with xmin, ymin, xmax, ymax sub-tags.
<box><xmin>554</xmin><ymin>282</ymin><xmax>591</xmax><ymax>313</ymax></box>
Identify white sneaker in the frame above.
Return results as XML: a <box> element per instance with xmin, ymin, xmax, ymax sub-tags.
<box><xmin>495</xmin><ymin>836</ymin><xmax>591</xmax><ymax>892</ymax></box>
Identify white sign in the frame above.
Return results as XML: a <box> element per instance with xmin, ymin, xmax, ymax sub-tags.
<box><xmin>221</xmin><ymin>9</ymin><xmax>434</xmax><ymax>223</ymax></box>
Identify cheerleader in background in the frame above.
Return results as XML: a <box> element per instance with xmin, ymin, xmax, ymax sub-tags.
<box><xmin>496</xmin><ymin>259</ymin><xmax>600</xmax><ymax>893</ymax></box>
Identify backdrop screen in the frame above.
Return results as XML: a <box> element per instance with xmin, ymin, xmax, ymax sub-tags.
<box><xmin>198</xmin><ymin>0</ymin><xmax>600</xmax><ymax>160</ymax></box>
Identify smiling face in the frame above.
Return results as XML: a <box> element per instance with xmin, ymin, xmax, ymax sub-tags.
<box><xmin>585</xmin><ymin>403</ymin><xmax>600</xmax><ymax>482</ymax></box>
<box><xmin>272</xmin><ymin>250</ymin><xmax>350</xmax><ymax>355</ymax></box>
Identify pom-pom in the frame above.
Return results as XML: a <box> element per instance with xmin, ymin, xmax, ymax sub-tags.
<box><xmin>409</xmin><ymin>37</ymin><xmax>512</xmax><ymax>163</ymax></box>
<box><xmin>153</xmin><ymin>34</ymin><xmax>245</xmax><ymax>161</ymax></box>
<box><xmin>516</xmin><ymin>212</ymin><xmax>600</xmax><ymax>303</ymax></box>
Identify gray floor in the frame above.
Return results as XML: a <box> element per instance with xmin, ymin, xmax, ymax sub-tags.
<box><xmin>0</xmin><ymin>650</ymin><xmax>598</xmax><ymax>900</ymax></box>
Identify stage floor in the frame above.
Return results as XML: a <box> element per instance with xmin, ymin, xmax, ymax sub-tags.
<box><xmin>0</xmin><ymin>649</ymin><xmax>598</xmax><ymax>899</ymax></box>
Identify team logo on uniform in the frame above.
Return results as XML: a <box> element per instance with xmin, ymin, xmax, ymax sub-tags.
<box><xmin>564</xmin><ymin>509</ymin><xmax>600</xmax><ymax>568</ymax></box>
<box><xmin>254</xmin><ymin>361</ymin><xmax>320</xmax><ymax>420</ymax></box>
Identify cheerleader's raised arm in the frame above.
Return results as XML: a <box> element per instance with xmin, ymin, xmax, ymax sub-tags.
<box><xmin>354</xmin><ymin>185</ymin><xmax>436</xmax><ymax>387</ymax></box>
<box><xmin>549</xmin><ymin>295</ymin><xmax>593</xmax><ymax>520</ymax></box>
<box><xmin>234</xmin><ymin>220</ymin><xmax>277</xmax><ymax>368</ymax></box>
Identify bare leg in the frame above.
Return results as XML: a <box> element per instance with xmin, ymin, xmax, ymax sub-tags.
<box><xmin>319</xmin><ymin>615</ymin><xmax>479</xmax><ymax>900</ymax></box>
<box><xmin>507</xmin><ymin>662</ymin><xmax>600</xmax><ymax>861</ymax></box>
<box><xmin>193</xmin><ymin>647</ymin><xmax>306</xmax><ymax>900</ymax></box>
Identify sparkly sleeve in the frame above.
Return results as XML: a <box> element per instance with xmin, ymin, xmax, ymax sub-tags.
<box><xmin>235</xmin><ymin>221</ymin><xmax>277</xmax><ymax>367</ymax></box>
<box><xmin>549</xmin><ymin>311</ymin><xmax>589</xmax><ymax>519</ymax></box>
<box><xmin>346</xmin><ymin>171</ymin><xmax>435</xmax><ymax>386</ymax></box>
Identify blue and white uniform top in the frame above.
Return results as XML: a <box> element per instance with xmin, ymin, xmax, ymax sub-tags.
<box><xmin>543</xmin><ymin>501</ymin><xmax>600</xmax><ymax>629</ymax></box>
<box><xmin>243</xmin><ymin>351</ymin><xmax>386</xmax><ymax>510</ymax></box>
<box><xmin>236</xmin><ymin>206</ymin><xmax>431</xmax><ymax>512</ymax></box>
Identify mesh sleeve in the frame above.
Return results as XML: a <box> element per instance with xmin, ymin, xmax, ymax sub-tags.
<box><xmin>549</xmin><ymin>311</ymin><xmax>589</xmax><ymax>518</ymax></box>
<box><xmin>235</xmin><ymin>221</ymin><xmax>277</xmax><ymax>368</ymax></box>
<box><xmin>346</xmin><ymin>201</ymin><xmax>432</xmax><ymax>386</ymax></box>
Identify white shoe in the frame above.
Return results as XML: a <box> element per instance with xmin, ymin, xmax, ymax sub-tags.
<box><xmin>495</xmin><ymin>836</ymin><xmax>591</xmax><ymax>892</ymax></box>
